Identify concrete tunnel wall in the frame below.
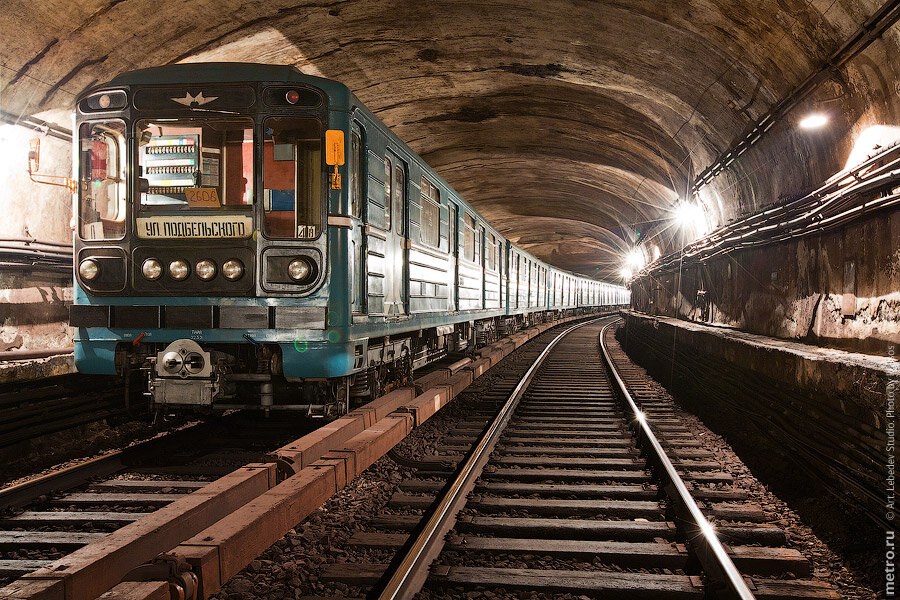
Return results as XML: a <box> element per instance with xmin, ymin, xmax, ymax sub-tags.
<box><xmin>0</xmin><ymin>120</ymin><xmax>73</xmax><ymax>353</ymax></box>
<box><xmin>630</xmin><ymin>208</ymin><xmax>900</xmax><ymax>354</ymax></box>
<box><xmin>0</xmin><ymin>2</ymin><xmax>899</xmax><ymax>354</ymax></box>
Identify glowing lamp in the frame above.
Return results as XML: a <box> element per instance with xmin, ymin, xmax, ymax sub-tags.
<box><xmin>626</xmin><ymin>248</ymin><xmax>645</xmax><ymax>270</ymax></box>
<box><xmin>799</xmin><ymin>113</ymin><xmax>828</xmax><ymax>130</ymax></box>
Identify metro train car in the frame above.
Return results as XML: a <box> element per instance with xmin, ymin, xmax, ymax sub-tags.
<box><xmin>69</xmin><ymin>63</ymin><xmax>629</xmax><ymax>416</ymax></box>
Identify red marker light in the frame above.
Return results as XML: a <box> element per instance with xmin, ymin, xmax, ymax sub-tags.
<box><xmin>285</xmin><ymin>90</ymin><xmax>300</xmax><ymax>104</ymax></box>
<box><xmin>98</xmin><ymin>94</ymin><xmax>111</xmax><ymax>109</ymax></box>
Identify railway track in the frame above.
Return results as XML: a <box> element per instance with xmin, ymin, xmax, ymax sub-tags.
<box><xmin>317</xmin><ymin>317</ymin><xmax>840</xmax><ymax>600</ymax></box>
<box><xmin>0</xmin><ymin>313</ymin><xmax>594</xmax><ymax>600</ymax></box>
<box><xmin>0</xmin><ymin>415</ymin><xmax>318</xmax><ymax>585</ymax></box>
<box><xmin>0</xmin><ymin>374</ymin><xmax>129</xmax><ymax>452</ymax></box>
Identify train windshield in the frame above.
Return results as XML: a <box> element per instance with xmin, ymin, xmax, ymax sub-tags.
<box><xmin>78</xmin><ymin>119</ymin><xmax>127</xmax><ymax>241</ymax></box>
<box><xmin>135</xmin><ymin>118</ymin><xmax>255</xmax><ymax>238</ymax></box>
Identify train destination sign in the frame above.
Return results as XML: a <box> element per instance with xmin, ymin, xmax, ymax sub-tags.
<box><xmin>136</xmin><ymin>215</ymin><xmax>253</xmax><ymax>238</ymax></box>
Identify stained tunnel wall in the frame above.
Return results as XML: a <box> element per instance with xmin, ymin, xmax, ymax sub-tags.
<box><xmin>630</xmin><ymin>207</ymin><xmax>900</xmax><ymax>354</ymax></box>
<box><xmin>0</xmin><ymin>122</ymin><xmax>72</xmax><ymax>354</ymax></box>
<box><xmin>618</xmin><ymin>311</ymin><xmax>888</xmax><ymax>527</ymax></box>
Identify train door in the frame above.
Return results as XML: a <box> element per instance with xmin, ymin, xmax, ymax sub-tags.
<box><xmin>496</xmin><ymin>238</ymin><xmax>502</xmax><ymax>309</ymax></box>
<box><xmin>526</xmin><ymin>260</ymin><xmax>532</xmax><ymax>308</ymax></box>
<box><xmin>515</xmin><ymin>254</ymin><xmax>520</xmax><ymax>309</ymax></box>
<box><xmin>383</xmin><ymin>151</ymin><xmax>408</xmax><ymax>316</ymax></box>
<box><xmin>479</xmin><ymin>225</ymin><xmax>486</xmax><ymax>308</ymax></box>
<box><xmin>509</xmin><ymin>250</ymin><xmax>516</xmax><ymax>311</ymax></box>
<box><xmin>350</xmin><ymin>124</ymin><xmax>365</xmax><ymax>315</ymax></box>
<box><xmin>549</xmin><ymin>272</ymin><xmax>554</xmax><ymax>307</ymax></box>
<box><xmin>448</xmin><ymin>202</ymin><xmax>458</xmax><ymax>311</ymax></box>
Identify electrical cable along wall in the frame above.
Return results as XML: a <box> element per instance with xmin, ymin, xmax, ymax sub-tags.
<box><xmin>630</xmin><ymin>143</ymin><xmax>900</xmax><ymax>351</ymax></box>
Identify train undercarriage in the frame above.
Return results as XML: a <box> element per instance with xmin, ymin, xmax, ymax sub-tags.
<box><xmin>119</xmin><ymin>311</ymin><xmax>573</xmax><ymax>419</ymax></box>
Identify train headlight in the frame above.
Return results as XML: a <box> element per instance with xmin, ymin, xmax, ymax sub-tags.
<box><xmin>195</xmin><ymin>259</ymin><xmax>217</xmax><ymax>281</ymax></box>
<box><xmin>169</xmin><ymin>259</ymin><xmax>190</xmax><ymax>280</ymax></box>
<box><xmin>222</xmin><ymin>259</ymin><xmax>244</xmax><ymax>281</ymax></box>
<box><xmin>288</xmin><ymin>258</ymin><xmax>313</xmax><ymax>282</ymax></box>
<box><xmin>142</xmin><ymin>258</ymin><xmax>163</xmax><ymax>280</ymax></box>
<box><xmin>78</xmin><ymin>259</ymin><xmax>100</xmax><ymax>281</ymax></box>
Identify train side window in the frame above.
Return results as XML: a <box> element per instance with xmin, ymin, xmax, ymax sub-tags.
<box><xmin>420</xmin><ymin>177</ymin><xmax>440</xmax><ymax>247</ymax></box>
<box><xmin>350</xmin><ymin>130</ymin><xmax>363</xmax><ymax>219</ymax></box>
<box><xmin>485</xmin><ymin>234</ymin><xmax>494</xmax><ymax>271</ymax></box>
<box><xmin>384</xmin><ymin>156</ymin><xmax>392</xmax><ymax>230</ymax></box>
<box><xmin>463</xmin><ymin>213</ymin><xmax>476</xmax><ymax>262</ymax></box>
<box><xmin>261</xmin><ymin>117</ymin><xmax>322</xmax><ymax>239</ymax></box>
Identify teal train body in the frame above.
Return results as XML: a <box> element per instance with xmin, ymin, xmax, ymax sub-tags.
<box><xmin>70</xmin><ymin>63</ymin><xmax>628</xmax><ymax>415</ymax></box>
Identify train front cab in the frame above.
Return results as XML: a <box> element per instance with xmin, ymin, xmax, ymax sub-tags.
<box><xmin>70</xmin><ymin>65</ymin><xmax>362</xmax><ymax>416</ymax></box>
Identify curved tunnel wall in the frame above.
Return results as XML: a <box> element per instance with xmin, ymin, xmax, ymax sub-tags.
<box><xmin>631</xmin><ymin>207</ymin><xmax>900</xmax><ymax>353</ymax></box>
<box><xmin>1</xmin><ymin>1</ymin><xmax>899</xmax><ymax>351</ymax></box>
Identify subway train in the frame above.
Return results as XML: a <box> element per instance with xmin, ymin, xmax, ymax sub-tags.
<box><xmin>69</xmin><ymin>62</ymin><xmax>629</xmax><ymax>416</ymax></box>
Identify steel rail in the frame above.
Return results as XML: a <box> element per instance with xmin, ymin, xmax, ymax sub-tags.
<box><xmin>376</xmin><ymin>316</ymin><xmax>605</xmax><ymax>600</ymax></box>
<box><xmin>0</xmin><ymin>452</ymin><xmax>124</xmax><ymax>510</ymax></box>
<box><xmin>598</xmin><ymin>320</ymin><xmax>757</xmax><ymax>600</ymax></box>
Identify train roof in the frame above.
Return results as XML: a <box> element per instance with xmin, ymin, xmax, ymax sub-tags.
<box><xmin>95</xmin><ymin>63</ymin><xmax>619</xmax><ymax>287</ymax></box>
<box><xmin>103</xmin><ymin>62</ymin><xmax>345</xmax><ymax>92</ymax></box>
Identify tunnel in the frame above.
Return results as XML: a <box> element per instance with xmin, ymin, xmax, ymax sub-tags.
<box><xmin>0</xmin><ymin>2</ymin><xmax>898</xmax><ymax>599</ymax></box>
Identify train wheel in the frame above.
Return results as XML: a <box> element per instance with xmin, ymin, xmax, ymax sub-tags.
<box><xmin>328</xmin><ymin>377</ymin><xmax>350</xmax><ymax>416</ymax></box>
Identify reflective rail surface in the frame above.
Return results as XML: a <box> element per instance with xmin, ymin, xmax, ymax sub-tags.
<box><xmin>377</xmin><ymin>316</ymin><xmax>762</xmax><ymax>600</ymax></box>
<box><xmin>377</xmin><ymin>318</ymin><xmax>602</xmax><ymax>600</ymax></box>
<box><xmin>599</xmin><ymin>320</ymin><xmax>757</xmax><ymax>600</ymax></box>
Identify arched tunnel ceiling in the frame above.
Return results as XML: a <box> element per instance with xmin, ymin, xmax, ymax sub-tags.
<box><xmin>0</xmin><ymin>0</ymin><xmax>882</xmax><ymax>278</ymax></box>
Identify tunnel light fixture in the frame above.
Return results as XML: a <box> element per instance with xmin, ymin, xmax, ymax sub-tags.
<box><xmin>799</xmin><ymin>113</ymin><xmax>829</xmax><ymax>130</ymax></box>
<box><xmin>620</xmin><ymin>267</ymin><xmax>633</xmax><ymax>281</ymax></box>
<box><xmin>673</xmin><ymin>201</ymin><xmax>711</xmax><ymax>241</ymax></box>
<box><xmin>675</xmin><ymin>202</ymin><xmax>704</xmax><ymax>228</ymax></box>
<box><xmin>843</xmin><ymin>125</ymin><xmax>900</xmax><ymax>170</ymax></box>
<box><xmin>626</xmin><ymin>248</ymin><xmax>646</xmax><ymax>270</ymax></box>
